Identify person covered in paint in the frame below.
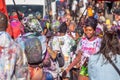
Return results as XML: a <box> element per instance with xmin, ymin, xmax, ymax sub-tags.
<box><xmin>16</xmin><ymin>14</ymin><xmax>48</xmax><ymax>80</ymax></box>
<box><xmin>0</xmin><ymin>11</ymin><xmax>29</xmax><ymax>80</ymax></box>
<box><xmin>48</xmin><ymin>22</ymin><xmax>76</xmax><ymax>80</ymax></box>
<box><xmin>62</xmin><ymin>17</ymin><xmax>102</xmax><ymax>80</ymax></box>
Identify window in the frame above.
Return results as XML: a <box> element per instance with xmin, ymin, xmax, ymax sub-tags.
<box><xmin>7</xmin><ymin>5</ymin><xmax>43</xmax><ymax>17</ymax></box>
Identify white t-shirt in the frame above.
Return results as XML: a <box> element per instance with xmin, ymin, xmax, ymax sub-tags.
<box><xmin>77</xmin><ymin>37</ymin><xmax>101</xmax><ymax>66</ymax></box>
<box><xmin>77</xmin><ymin>37</ymin><xmax>102</xmax><ymax>57</ymax></box>
<box><xmin>51</xmin><ymin>34</ymin><xmax>76</xmax><ymax>77</ymax></box>
<box><xmin>52</xmin><ymin>34</ymin><xmax>75</xmax><ymax>59</ymax></box>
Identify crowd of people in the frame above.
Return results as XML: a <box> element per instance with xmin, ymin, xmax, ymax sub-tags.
<box><xmin>0</xmin><ymin>0</ymin><xmax>120</xmax><ymax>80</ymax></box>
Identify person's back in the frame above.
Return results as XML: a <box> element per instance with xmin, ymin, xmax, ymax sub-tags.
<box><xmin>16</xmin><ymin>33</ymin><xmax>47</xmax><ymax>80</ymax></box>
<box><xmin>88</xmin><ymin>53</ymin><xmax>120</xmax><ymax>80</ymax></box>
<box><xmin>51</xmin><ymin>22</ymin><xmax>76</xmax><ymax>79</ymax></box>
<box><xmin>0</xmin><ymin>32</ymin><xmax>29</xmax><ymax>80</ymax></box>
<box><xmin>0</xmin><ymin>11</ymin><xmax>29</xmax><ymax>80</ymax></box>
<box><xmin>16</xmin><ymin>15</ymin><xmax>49</xmax><ymax>80</ymax></box>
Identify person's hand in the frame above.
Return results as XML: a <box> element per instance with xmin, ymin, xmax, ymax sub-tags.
<box><xmin>62</xmin><ymin>67</ymin><xmax>70</xmax><ymax>78</ymax></box>
<box><xmin>62</xmin><ymin>70</ymin><xmax>67</xmax><ymax>79</ymax></box>
<box><xmin>83</xmin><ymin>57</ymin><xmax>89</xmax><ymax>67</ymax></box>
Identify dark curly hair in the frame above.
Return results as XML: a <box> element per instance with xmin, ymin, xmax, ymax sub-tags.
<box><xmin>59</xmin><ymin>22</ymin><xmax>67</xmax><ymax>33</ymax></box>
<box><xmin>85</xmin><ymin>17</ymin><xmax>98</xmax><ymax>30</ymax></box>
<box><xmin>99</xmin><ymin>30</ymin><xmax>120</xmax><ymax>60</ymax></box>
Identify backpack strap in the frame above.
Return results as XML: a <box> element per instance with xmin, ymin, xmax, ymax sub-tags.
<box><xmin>105</xmin><ymin>55</ymin><xmax>120</xmax><ymax>76</ymax></box>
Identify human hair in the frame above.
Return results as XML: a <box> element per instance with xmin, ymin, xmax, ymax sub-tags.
<box><xmin>69</xmin><ymin>21</ymin><xmax>76</xmax><ymax>28</ymax></box>
<box><xmin>0</xmin><ymin>12</ymin><xmax>8</xmax><ymax>31</ymax></box>
<box><xmin>99</xmin><ymin>30</ymin><xmax>120</xmax><ymax>59</ymax></box>
<box><xmin>85</xmin><ymin>17</ymin><xmax>98</xmax><ymax>30</ymax></box>
<box><xmin>59</xmin><ymin>22</ymin><xmax>67</xmax><ymax>33</ymax></box>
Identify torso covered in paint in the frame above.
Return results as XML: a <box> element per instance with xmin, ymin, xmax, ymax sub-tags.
<box><xmin>77</xmin><ymin>37</ymin><xmax>101</xmax><ymax>57</ymax></box>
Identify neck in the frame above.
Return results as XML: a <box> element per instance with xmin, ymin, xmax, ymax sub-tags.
<box><xmin>60</xmin><ymin>33</ymin><xmax>65</xmax><ymax>36</ymax></box>
<box><xmin>87</xmin><ymin>36</ymin><xmax>96</xmax><ymax>41</ymax></box>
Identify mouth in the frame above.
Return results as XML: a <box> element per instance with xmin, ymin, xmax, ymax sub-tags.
<box><xmin>86</xmin><ymin>34</ymin><xmax>91</xmax><ymax>37</ymax></box>
<box><xmin>86</xmin><ymin>34</ymin><xmax>92</xmax><ymax>39</ymax></box>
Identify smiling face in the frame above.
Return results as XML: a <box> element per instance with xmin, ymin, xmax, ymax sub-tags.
<box><xmin>84</xmin><ymin>26</ymin><xmax>95</xmax><ymax>40</ymax></box>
